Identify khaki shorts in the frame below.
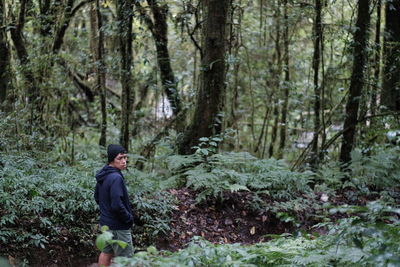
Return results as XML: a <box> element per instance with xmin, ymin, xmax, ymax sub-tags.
<box><xmin>102</xmin><ymin>229</ymin><xmax>134</xmax><ymax>257</ymax></box>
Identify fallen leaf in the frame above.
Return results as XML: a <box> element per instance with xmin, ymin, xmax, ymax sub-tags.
<box><xmin>225</xmin><ymin>218</ymin><xmax>233</xmax><ymax>225</ymax></box>
<box><xmin>250</xmin><ymin>226</ymin><xmax>256</xmax><ymax>235</ymax></box>
<box><xmin>8</xmin><ymin>256</ymin><xmax>16</xmax><ymax>267</ymax></box>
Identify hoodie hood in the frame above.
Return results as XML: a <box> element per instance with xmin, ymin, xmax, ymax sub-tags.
<box><xmin>96</xmin><ymin>165</ymin><xmax>121</xmax><ymax>183</ymax></box>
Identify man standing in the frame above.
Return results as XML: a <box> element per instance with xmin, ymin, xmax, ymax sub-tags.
<box><xmin>95</xmin><ymin>144</ymin><xmax>134</xmax><ymax>266</ymax></box>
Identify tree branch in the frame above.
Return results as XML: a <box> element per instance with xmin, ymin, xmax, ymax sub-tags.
<box><xmin>52</xmin><ymin>0</ymin><xmax>96</xmax><ymax>53</ymax></box>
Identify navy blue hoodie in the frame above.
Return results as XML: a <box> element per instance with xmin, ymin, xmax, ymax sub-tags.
<box><xmin>94</xmin><ymin>165</ymin><xmax>133</xmax><ymax>230</ymax></box>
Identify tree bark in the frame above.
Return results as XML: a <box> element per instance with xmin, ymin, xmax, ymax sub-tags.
<box><xmin>268</xmin><ymin>1</ymin><xmax>282</xmax><ymax>158</ymax></box>
<box><xmin>117</xmin><ymin>0</ymin><xmax>134</xmax><ymax>150</ymax></box>
<box><xmin>0</xmin><ymin>0</ymin><xmax>9</xmax><ymax>105</ymax></box>
<box><xmin>278</xmin><ymin>0</ymin><xmax>290</xmax><ymax>157</ymax></box>
<box><xmin>145</xmin><ymin>0</ymin><xmax>181</xmax><ymax>115</ymax></box>
<box><xmin>370</xmin><ymin>0</ymin><xmax>381</xmax><ymax>120</ymax></box>
<box><xmin>95</xmin><ymin>0</ymin><xmax>107</xmax><ymax>147</ymax></box>
<box><xmin>339</xmin><ymin>0</ymin><xmax>371</xmax><ymax>165</ymax></box>
<box><xmin>311</xmin><ymin>0</ymin><xmax>322</xmax><ymax>164</ymax></box>
<box><xmin>178</xmin><ymin>0</ymin><xmax>230</xmax><ymax>154</ymax></box>
<box><xmin>381</xmin><ymin>0</ymin><xmax>400</xmax><ymax>111</ymax></box>
<box><xmin>10</xmin><ymin>0</ymin><xmax>41</xmax><ymax>129</ymax></box>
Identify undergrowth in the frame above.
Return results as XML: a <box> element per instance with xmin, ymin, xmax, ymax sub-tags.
<box><xmin>110</xmin><ymin>201</ymin><xmax>400</xmax><ymax>266</ymax></box>
<box><xmin>1</xmin><ymin>128</ymin><xmax>399</xmax><ymax>265</ymax></box>
<box><xmin>0</xmin><ymin>148</ymin><xmax>175</xmax><ymax>263</ymax></box>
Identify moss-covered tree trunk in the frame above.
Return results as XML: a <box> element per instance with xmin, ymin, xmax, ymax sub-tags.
<box><xmin>10</xmin><ymin>0</ymin><xmax>41</xmax><ymax>131</ymax></box>
<box><xmin>381</xmin><ymin>0</ymin><xmax>400</xmax><ymax>111</ymax></box>
<box><xmin>146</xmin><ymin>0</ymin><xmax>181</xmax><ymax>115</ymax></box>
<box><xmin>339</xmin><ymin>0</ymin><xmax>370</xmax><ymax>165</ymax></box>
<box><xmin>269</xmin><ymin>1</ymin><xmax>282</xmax><ymax>158</ymax></box>
<box><xmin>370</xmin><ymin>0</ymin><xmax>381</xmax><ymax>124</ymax></box>
<box><xmin>0</xmin><ymin>0</ymin><xmax>9</xmax><ymax>105</ymax></box>
<box><xmin>278</xmin><ymin>0</ymin><xmax>290</xmax><ymax>158</ymax></box>
<box><xmin>96</xmin><ymin>0</ymin><xmax>107</xmax><ymax>147</ymax></box>
<box><xmin>178</xmin><ymin>0</ymin><xmax>230</xmax><ymax>154</ymax></box>
<box><xmin>310</xmin><ymin>0</ymin><xmax>322</xmax><ymax>165</ymax></box>
<box><xmin>117</xmin><ymin>0</ymin><xmax>134</xmax><ymax>150</ymax></box>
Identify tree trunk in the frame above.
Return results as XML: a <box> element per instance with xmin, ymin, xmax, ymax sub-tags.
<box><xmin>0</xmin><ymin>0</ymin><xmax>9</xmax><ymax>105</ymax></box>
<box><xmin>269</xmin><ymin>101</ymin><xmax>279</xmax><ymax>157</ymax></box>
<box><xmin>268</xmin><ymin>1</ymin><xmax>282</xmax><ymax>158</ymax></box>
<box><xmin>278</xmin><ymin>0</ymin><xmax>290</xmax><ymax>158</ymax></box>
<box><xmin>117</xmin><ymin>0</ymin><xmax>134</xmax><ymax>150</ymax></box>
<box><xmin>311</xmin><ymin>0</ymin><xmax>322</xmax><ymax>164</ymax></box>
<box><xmin>339</xmin><ymin>0</ymin><xmax>371</xmax><ymax>165</ymax></box>
<box><xmin>178</xmin><ymin>0</ymin><xmax>230</xmax><ymax>154</ymax></box>
<box><xmin>95</xmin><ymin>0</ymin><xmax>107</xmax><ymax>147</ymax></box>
<box><xmin>10</xmin><ymin>0</ymin><xmax>41</xmax><ymax>131</ymax></box>
<box><xmin>381</xmin><ymin>0</ymin><xmax>400</xmax><ymax>111</ymax></box>
<box><xmin>145</xmin><ymin>0</ymin><xmax>181</xmax><ymax>115</ymax></box>
<box><xmin>370</xmin><ymin>0</ymin><xmax>381</xmax><ymax>120</ymax></box>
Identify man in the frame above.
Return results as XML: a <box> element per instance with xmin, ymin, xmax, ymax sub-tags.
<box><xmin>95</xmin><ymin>144</ymin><xmax>134</xmax><ymax>266</ymax></box>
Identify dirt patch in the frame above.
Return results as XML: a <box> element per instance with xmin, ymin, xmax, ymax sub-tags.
<box><xmin>156</xmin><ymin>188</ymin><xmax>293</xmax><ymax>251</ymax></box>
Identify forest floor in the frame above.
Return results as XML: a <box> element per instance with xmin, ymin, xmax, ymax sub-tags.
<box><xmin>22</xmin><ymin>187</ymin><xmax>384</xmax><ymax>267</ymax></box>
<box><xmin>156</xmin><ymin>188</ymin><xmax>294</xmax><ymax>251</ymax></box>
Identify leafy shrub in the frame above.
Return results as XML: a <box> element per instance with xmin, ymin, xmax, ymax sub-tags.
<box><xmin>0</xmin><ymin>151</ymin><xmax>98</xmax><ymax>259</ymax></box>
<box><xmin>167</xmin><ymin>152</ymin><xmax>313</xmax><ymax>203</ymax></box>
<box><xmin>107</xmin><ymin>200</ymin><xmax>400</xmax><ymax>267</ymax></box>
<box><xmin>349</xmin><ymin>147</ymin><xmax>400</xmax><ymax>190</ymax></box>
<box><xmin>0</xmin><ymin>150</ymin><xmax>176</xmax><ymax>261</ymax></box>
<box><xmin>124</xmin><ymin>169</ymin><xmax>176</xmax><ymax>247</ymax></box>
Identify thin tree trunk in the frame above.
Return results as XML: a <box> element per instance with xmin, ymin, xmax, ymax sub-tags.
<box><xmin>0</xmin><ymin>0</ymin><xmax>9</xmax><ymax>105</ymax></box>
<box><xmin>370</xmin><ymin>0</ymin><xmax>381</xmax><ymax>120</ymax></box>
<box><xmin>10</xmin><ymin>0</ymin><xmax>41</xmax><ymax>131</ymax></box>
<box><xmin>96</xmin><ymin>0</ymin><xmax>107</xmax><ymax>147</ymax></box>
<box><xmin>146</xmin><ymin>0</ymin><xmax>181</xmax><ymax>115</ymax></box>
<box><xmin>255</xmin><ymin>106</ymin><xmax>270</xmax><ymax>155</ymax></box>
<box><xmin>135</xmin><ymin>0</ymin><xmax>181</xmax><ymax>115</ymax></box>
<box><xmin>339</xmin><ymin>0</ymin><xmax>371</xmax><ymax>165</ymax></box>
<box><xmin>381</xmin><ymin>0</ymin><xmax>400</xmax><ymax>111</ymax></box>
<box><xmin>311</xmin><ymin>0</ymin><xmax>322</xmax><ymax>165</ymax></box>
<box><xmin>178</xmin><ymin>0</ymin><xmax>230</xmax><ymax>154</ymax></box>
<box><xmin>278</xmin><ymin>0</ymin><xmax>290</xmax><ymax>158</ymax></box>
<box><xmin>269</xmin><ymin>101</ymin><xmax>279</xmax><ymax>157</ymax></box>
<box><xmin>268</xmin><ymin>1</ymin><xmax>282</xmax><ymax>158</ymax></box>
<box><xmin>117</xmin><ymin>0</ymin><xmax>133</xmax><ymax>150</ymax></box>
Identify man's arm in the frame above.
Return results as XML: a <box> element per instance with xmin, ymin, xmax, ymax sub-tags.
<box><xmin>109</xmin><ymin>176</ymin><xmax>133</xmax><ymax>224</ymax></box>
<box><xmin>94</xmin><ymin>183</ymin><xmax>99</xmax><ymax>205</ymax></box>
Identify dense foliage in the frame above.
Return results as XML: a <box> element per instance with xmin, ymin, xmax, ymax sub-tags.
<box><xmin>112</xmin><ymin>201</ymin><xmax>400</xmax><ymax>266</ymax></box>
<box><xmin>2</xmin><ymin>135</ymin><xmax>399</xmax><ymax>264</ymax></box>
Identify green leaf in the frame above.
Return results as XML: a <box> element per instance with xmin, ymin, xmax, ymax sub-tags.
<box><xmin>95</xmin><ymin>230</ymin><xmax>113</xmax><ymax>251</ymax></box>
<box><xmin>147</xmin><ymin>246</ymin><xmax>158</xmax><ymax>254</ymax></box>
<box><xmin>229</xmin><ymin>184</ymin><xmax>250</xmax><ymax>192</ymax></box>
<box><xmin>114</xmin><ymin>240</ymin><xmax>128</xmax><ymax>249</ymax></box>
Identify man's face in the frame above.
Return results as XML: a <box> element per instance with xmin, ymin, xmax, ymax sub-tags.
<box><xmin>110</xmin><ymin>153</ymin><xmax>128</xmax><ymax>170</ymax></box>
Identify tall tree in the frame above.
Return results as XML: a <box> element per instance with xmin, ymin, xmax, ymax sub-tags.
<box><xmin>178</xmin><ymin>0</ymin><xmax>230</xmax><ymax>154</ymax></box>
<box><xmin>310</xmin><ymin>0</ymin><xmax>323</xmax><ymax>164</ymax></box>
<box><xmin>117</xmin><ymin>0</ymin><xmax>134</xmax><ymax>150</ymax></box>
<box><xmin>269</xmin><ymin>0</ymin><xmax>282</xmax><ymax>158</ymax></box>
<box><xmin>0</xmin><ymin>0</ymin><xmax>9</xmax><ymax>105</ymax></box>
<box><xmin>381</xmin><ymin>0</ymin><xmax>400</xmax><ymax>111</ymax></box>
<box><xmin>146</xmin><ymin>0</ymin><xmax>181</xmax><ymax>115</ymax></box>
<box><xmin>370</xmin><ymin>0</ymin><xmax>381</xmax><ymax>119</ymax></box>
<box><xmin>339</xmin><ymin>0</ymin><xmax>371</xmax><ymax>165</ymax></box>
<box><xmin>278</xmin><ymin>0</ymin><xmax>290</xmax><ymax>157</ymax></box>
<box><xmin>95</xmin><ymin>0</ymin><xmax>107</xmax><ymax>147</ymax></box>
<box><xmin>10</xmin><ymin>0</ymin><xmax>40</xmax><ymax>130</ymax></box>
